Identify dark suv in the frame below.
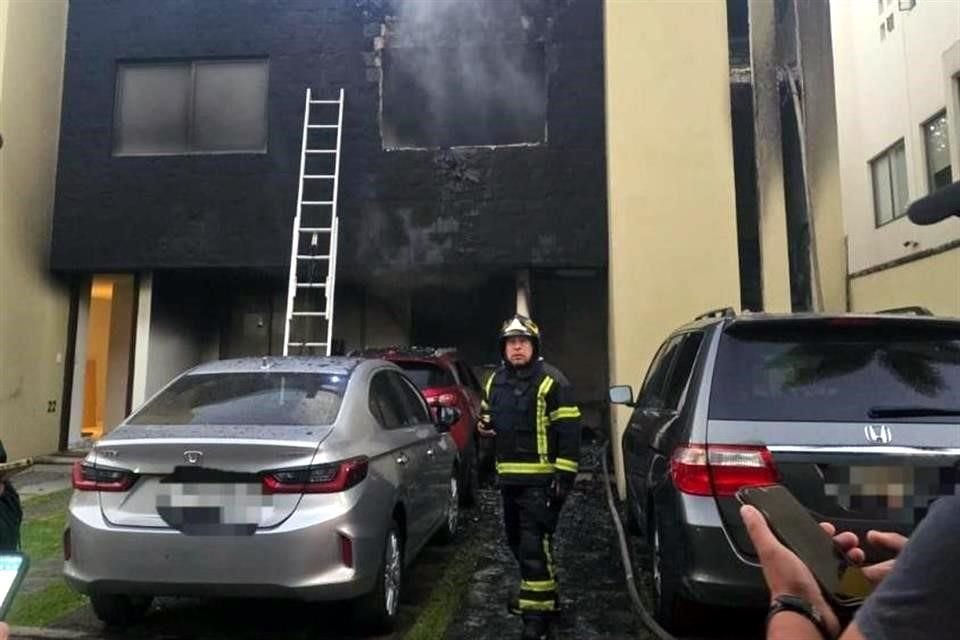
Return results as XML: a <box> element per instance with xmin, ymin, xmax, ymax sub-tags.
<box><xmin>610</xmin><ymin>308</ymin><xmax>960</xmax><ymax>632</ymax></box>
<box><xmin>356</xmin><ymin>347</ymin><xmax>483</xmax><ymax>505</ymax></box>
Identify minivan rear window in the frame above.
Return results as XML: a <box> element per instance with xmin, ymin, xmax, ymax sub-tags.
<box><xmin>129</xmin><ymin>372</ymin><xmax>347</xmax><ymax>426</ymax></box>
<box><xmin>709</xmin><ymin>325</ymin><xmax>960</xmax><ymax>422</ymax></box>
<box><xmin>394</xmin><ymin>362</ymin><xmax>456</xmax><ymax>389</ymax></box>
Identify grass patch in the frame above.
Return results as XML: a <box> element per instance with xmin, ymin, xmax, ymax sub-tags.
<box><xmin>402</xmin><ymin>541</ymin><xmax>482</xmax><ymax>640</ymax></box>
<box><xmin>21</xmin><ymin>510</ymin><xmax>68</xmax><ymax>562</ymax></box>
<box><xmin>7</xmin><ymin>581</ymin><xmax>87</xmax><ymax>627</ymax></box>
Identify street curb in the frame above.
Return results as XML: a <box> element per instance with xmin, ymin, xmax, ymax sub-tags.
<box><xmin>11</xmin><ymin>627</ymin><xmax>97</xmax><ymax>639</ymax></box>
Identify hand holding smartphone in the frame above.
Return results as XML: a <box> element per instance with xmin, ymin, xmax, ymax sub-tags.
<box><xmin>0</xmin><ymin>553</ymin><xmax>29</xmax><ymax>620</ymax></box>
<box><xmin>737</xmin><ymin>485</ymin><xmax>873</xmax><ymax>609</ymax></box>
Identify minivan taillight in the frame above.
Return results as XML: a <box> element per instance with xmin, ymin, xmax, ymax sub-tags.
<box><xmin>671</xmin><ymin>444</ymin><xmax>779</xmax><ymax>496</ymax></box>
<box><xmin>262</xmin><ymin>457</ymin><xmax>369</xmax><ymax>495</ymax></box>
<box><xmin>72</xmin><ymin>461</ymin><xmax>137</xmax><ymax>492</ymax></box>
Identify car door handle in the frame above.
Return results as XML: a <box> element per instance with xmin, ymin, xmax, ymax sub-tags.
<box><xmin>396</xmin><ymin>453</ymin><xmax>409</xmax><ymax>466</ymax></box>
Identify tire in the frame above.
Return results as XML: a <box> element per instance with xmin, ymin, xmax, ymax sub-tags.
<box><xmin>434</xmin><ymin>471</ymin><xmax>460</xmax><ymax>544</ymax></box>
<box><xmin>353</xmin><ymin>522</ymin><xmax>403</xmax><ymax>633</ymax></box>
<box><xmin>649</xmin><ymin>518</ymin><xmax>701</xmax><ymax>634</ymax></box>
<box><xmin>90</xmin><ymin>593</ymin><xmax>152</xmax><ymax>627</ymax></box>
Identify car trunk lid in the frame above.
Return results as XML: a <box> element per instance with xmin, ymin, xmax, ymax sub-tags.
<box><xmin>92</xmin><ymin>425</ymin><xmax>333</xmax><ymax>531</ymax></box>
<box><xmin>704</xmin><ymin>318</ymin><xmax>960</xmax><ymax>557</ymax></box>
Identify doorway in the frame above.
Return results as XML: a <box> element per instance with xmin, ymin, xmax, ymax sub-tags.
<box><xmin>75</xmin><ymin>275</ymin><xmax>136</xmax><ymax>442</ymax></box>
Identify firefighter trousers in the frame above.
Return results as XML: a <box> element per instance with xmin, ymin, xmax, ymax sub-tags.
<box><xmin>501</xmin><ymin>484</ymin><xmax>562</xmax><ymax>620</ymax></box>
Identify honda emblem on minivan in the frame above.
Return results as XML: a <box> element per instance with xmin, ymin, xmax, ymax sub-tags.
<box><xmin>183</xmin><ymin>450</ymin><xmax>204</xmax><ymax>464</ymax></box>
<box><xmin>864</xmin><ymin>425</ymin><xmax>892</xmax><ymax>444</ymax></box>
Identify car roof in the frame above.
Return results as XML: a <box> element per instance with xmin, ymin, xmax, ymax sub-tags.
<box><xmin>186</xmin><ymin>356</ymin><xmax>367</xmax><ymax>376</ymax></box>
<box><xmin>674</xmin><ymin>311</ymin><xmax>960</xmax><ymax>334</ymax></box>
<box><xmin>354</xmin><ymin>346</ymin><xmax>460</xmax><ymax>364</ymax></box>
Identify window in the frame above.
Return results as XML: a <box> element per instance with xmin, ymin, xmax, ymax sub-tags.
<box><xmin>923</xmin><ymin>111</ymin><xmax>953</xmax><ymax>192</ymax></box>
<box><xmin>369</xmin><ymin>372</ymin><xmax>406</xmax><ymax>429</ymax></box>
<box><xmin>394</xmin><ymin>362</ymin><xmax>456</xmax><ymax>389</ymax></box>
<box><xmin>661</xmin><ymin>333</ymin><xmax>705</xmax><ymax>410</ymax></box>
<box><xmin>128</xmin><ymin>372</ymin><xmax>345</xmax><ymax>426</ymax></box>
<box><xmin>638</xmin><ymin>336</ymin><xmax>682</xmax><ymax>410</ymax></box>
<box><xmin>114</xmin><ymin>59</ymin><xmax>268</xmax><ymax>155</ymax></box>
<box><xmin>870</xmin><ymin>141</ymin><xmax>909</xmax><ymax>226</ymax></box>
<box><xmin>709</xmin><ymin>326</ymin><xmax>960</xmax><ymax>422</ymax></box>
<box><xmin>389</xmin><ymin>372</ymin><xmax>431</xmax><ymax>425</ymax></box>
<box><xmin>381</xmin><ymin>43</ymin><xmax>546</xmax><ymax>149</ymax></box>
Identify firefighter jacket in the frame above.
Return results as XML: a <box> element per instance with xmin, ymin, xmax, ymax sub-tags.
<box><xmin>480</xmin><ymin>360</ymin><xmax>582</xmax><ymax>485</ymax></box>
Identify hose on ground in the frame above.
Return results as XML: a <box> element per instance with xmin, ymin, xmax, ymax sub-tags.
<box><xmin>599</xmin><ymin>440</ymin><xmax>679</xmax><ymax>640</ymax></box>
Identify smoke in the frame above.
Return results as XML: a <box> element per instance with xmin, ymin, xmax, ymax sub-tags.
<box><xmin>381</xmin><ymin>0</ymin><xmax>548</xmax><ymax>148</ymax></box>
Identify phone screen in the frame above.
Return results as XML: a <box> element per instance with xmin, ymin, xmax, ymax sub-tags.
<box><xmin>737</xmin><ymin>485</ymin><xmax>873</xmax><ymax>607</ymax></box>
<box><xmin>0</xmin><ymin>553</ymin><xmax>29</xmax><ymax>619</ymax></box>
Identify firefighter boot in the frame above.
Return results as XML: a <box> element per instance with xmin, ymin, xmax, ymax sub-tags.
<box><xmin>520</xmin><ymin>615</ymin><xmax>551</xmax><ymax>640</ymax></box>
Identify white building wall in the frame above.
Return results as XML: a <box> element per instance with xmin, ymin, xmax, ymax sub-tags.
<box><xmin>831</xmin><ymin>0</ymin><xmax>960</xmax><ymax>274</ymax></box>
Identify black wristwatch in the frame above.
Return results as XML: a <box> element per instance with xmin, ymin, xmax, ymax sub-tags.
<box><xmin>767</xmin><ymin>595</ymin><xmax>834</xmax><ymax>640</ymax></box>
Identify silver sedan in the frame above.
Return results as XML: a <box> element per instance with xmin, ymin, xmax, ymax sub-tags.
<box><xmin>64</xmin><ymin>357</ymin><xmax>461</xmax><ymax>632</ymax></box>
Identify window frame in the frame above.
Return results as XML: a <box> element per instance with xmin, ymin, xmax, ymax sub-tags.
<box><xmin>368</xmin><ymin>370</ymin><xmax>408</xmax><ymax>430</ymax></box>
<box><xmin>389</xmin><ymin>372</ymin><xmax>432</xmax><ymax>426</ymax></box>
<box><xmin>112</xmin><ymin>57</ymin><xmax>269</xmax><ymax>157</ymax></box>
<box><xmin>870</xmin><ymin>139</ymin><xmax>909</xmax><ymax>228</ymax></box>
<box><xmin>637</xmin><ymin>336</ymin><xmax>683</xmax><ymax>410</ymax></box>
<box><xmin>922</xmin><ymin>109</ymin><xmax>952</xmax><ymax>194</ymax></box>
<box><xmin>660</xmin><ymin>332</ymin><xmax>706</xmax><ymax>412</ymax></box>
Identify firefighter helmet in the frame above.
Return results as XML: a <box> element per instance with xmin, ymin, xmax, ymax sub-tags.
<box><xmin>499</xmin><ymin>314</ymin><xmax>541</xmax><ymax>360</ymax></box>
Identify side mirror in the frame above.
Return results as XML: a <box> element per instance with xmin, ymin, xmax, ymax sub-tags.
<box><xmin>608</xmin><ymin>385</ymin><xmax>635</xmax><ymax>406</ymax></box>
<box><xmin>436</xmin><ymin>406</ymin><xmax>461</xmax><ymax>432</ymax></box>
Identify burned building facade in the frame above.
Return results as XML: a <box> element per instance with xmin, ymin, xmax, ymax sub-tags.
<box><xmin>50</xmin><ymin>0</ymin><xmax>607</xmax><ymax>446</ymax></box>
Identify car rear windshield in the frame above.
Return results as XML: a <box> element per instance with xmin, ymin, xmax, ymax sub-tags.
<box><xmin>709</xmin><ymin>323</ymin><xmax>960</xmax><ymax>422</ymax></box>
<box><xmin>394</xmin><ymin>362</ymin><xmax>456</xmax><ymax>389</ymax></box>
<box><xmin>128</xmin><ymin>372</ymin><xmax>347</xmax><ymax>426</ymax></box>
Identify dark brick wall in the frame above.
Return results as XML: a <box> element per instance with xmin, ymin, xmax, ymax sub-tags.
<box><xmin>51</xmin><ymin>0</ymin><xmax>607</xmax><ymax>276</ymax></box>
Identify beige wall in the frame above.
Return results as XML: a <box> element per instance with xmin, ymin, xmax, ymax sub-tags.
<box><xmin>606</xmin><ymin>0</ymin><xmax>741</xmax><ymax>495</ymax></box>
<box><xmin>849</xmin><ymin>247</ymin><xmax>960</xmax><ymax>317</ymax></box>
<box><xmin>831</xmin><ymin>0</ymin><xmax>960</xmax><ymax>276</ymax></box>
<box><xmin>0</xmin><ymin>0</ymin><xmax>70</xmax><ymax>458</ymax></box>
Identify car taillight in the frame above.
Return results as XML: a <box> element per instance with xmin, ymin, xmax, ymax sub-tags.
<box><xmin>262</xmin><ymin>457</ymin><xmax>369</xmax><ymax>494</ymax></box>
<box><xmin>671</xmin><ymin>444</ymin><xmax>779</xmax><ymax>496</ymax></box>
<box><xmin>427</xmin><ymin>393</ymin><xmax>458</xmax><ymax>408</ymax></box>
<box><xmin>339</xmin><ymin>533</ymin><xmax>354</xmax><ymax>568</ymax></box>
<box><xmin>72</xmin><ymin>461</ymin><xmax>137</xmax><ymax>492</ymax></box>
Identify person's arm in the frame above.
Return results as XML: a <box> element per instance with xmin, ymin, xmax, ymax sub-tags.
<box><xmin>477</xmin><ymin>372</ymin><xmax>496</xmax><ymax>438</ymax></box>
<box><xmin>545</xmin><ymin>370</ymin><xmax>581</xmax><ymax>501</ymax></box>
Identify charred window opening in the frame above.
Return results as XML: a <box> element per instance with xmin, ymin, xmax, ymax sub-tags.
<box><xmin>380</xmin><ymin>43</ymin><xmax>547</xmax><ymax>149</ymax></box>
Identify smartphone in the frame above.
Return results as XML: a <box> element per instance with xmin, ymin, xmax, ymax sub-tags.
<box><xmin>0</xmin><ymin>552</ymin><xmax>29</xmax><ymax>620</ymax></box>
<box><xmin>737</xmin><ymin>484</ymin><xmax>873</xmax><ymax>608</ymax></box>
<box><xmin>0</xmin><ymin>458</ymin><xmax>34</xmax><ymax>480</ymax></box>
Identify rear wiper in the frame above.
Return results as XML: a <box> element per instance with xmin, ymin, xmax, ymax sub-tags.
<box><xmin>868</xmin><ymin>406</ymin><xmax>960</xmax><ymax>419</ymax></box>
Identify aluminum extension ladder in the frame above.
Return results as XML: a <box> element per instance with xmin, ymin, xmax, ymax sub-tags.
<box><xmin>283</xmin><ymin>88</ymin><xmax>344</xmax><ymax>356</ymax></box>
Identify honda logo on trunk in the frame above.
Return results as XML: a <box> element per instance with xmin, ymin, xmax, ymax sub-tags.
<box><xmin>864</xmin><ymin>425</ymin><xmax>892</xmax><ymax>444</ymax></box>
<box><xmin>183</xmin><ymin>450</ymin><xmax>204</xmax><ymax>464</ymax></box>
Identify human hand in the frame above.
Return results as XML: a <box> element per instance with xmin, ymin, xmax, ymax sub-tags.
<box><xmin>741</xmin><ymin>505</ymin><xmax>841</xmax><ymax>638</ymax></box>
<box><xmin>0</xmin><ymin>620</ymin><xmax>9</xmax><ymax>640</ymax></box>
<box><xmin>550</xmin><ymin>471</ymin><xmax>575</xmax><ymax>507</ymax></box>
<box><xmin>819</xmin><ymin>522</ymin><xmax>905</xmax><ymax>586</ymax></box>
<box><xmin>476</xmin><ymin>419</ymin><xmax>496</xmax><ymax>438</ymax></box>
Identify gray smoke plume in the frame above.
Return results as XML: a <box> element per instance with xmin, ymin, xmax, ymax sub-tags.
<box><xmin>381</xmin><ymin>0</ymin><xmax>548</xmax><ymax>149</ymax></box>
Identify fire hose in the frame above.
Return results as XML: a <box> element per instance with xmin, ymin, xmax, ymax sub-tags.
<box><xmin>599</xmin><ymin>440</ymin><xmax>679</xmax><ymax>640</ymax></box>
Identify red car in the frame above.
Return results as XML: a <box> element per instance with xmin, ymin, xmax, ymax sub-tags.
<box><xmin>357</xmin><ymin>347</ymin><xmax>483</xmax><ymax>505</ymax></box>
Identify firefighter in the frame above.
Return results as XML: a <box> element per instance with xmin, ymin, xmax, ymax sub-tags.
<box><xmin>477</xmin><ymin>314</ymin><xmax>582</xmax><ymax>640</ymax></box>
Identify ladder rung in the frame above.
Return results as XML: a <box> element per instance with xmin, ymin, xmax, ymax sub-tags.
<box><xmin>299</xmin><ymin>227</ymin><xmax>332</xmax><ymax>233</ymax></box>
<box><xmin>297</xmin><ymin>255</ymin><xmax>330</xmax><ymax>260</ymax></box>
<box><xmin>303</xmin><ymin>175</ymin><xmax>336</xmax><ymax>179</ymax></box>
<box><xmin>307</xmin><ymin>124</ymin><xmax>339</xmax><ymax>129</ymax></box>
<box><xmin>292</xmin><ymin>311</ymin><xmax>328</xmax><ymax>317</ymax></box>
<box><xmin>309</xmin><ymin>100</ymin><xmax>340</xmax><ymax>104</ymax></box>
<box><xmin>289</xmin><ymin>342</ymin><xmax>328</xmax><ymax>347</ymax></box>
<box><xmin>301</xmin><ymin>201</ymin><xmax>333</xmax><ymax>206</ymax></box>
<box><xmin>305</xmin><ymin>150</ymin><xmax>337</xmax><ymax>154</ymax></box>
<box><xmin>296</xmin><ymin>283</ymin><xmax>327</xmax><ymax>288</ymax></box>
